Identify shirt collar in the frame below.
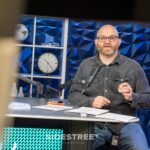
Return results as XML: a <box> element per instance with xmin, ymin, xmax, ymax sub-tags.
<box><xmin>95</xmin><ymin>52</ymin><xmax>122</xmax><ymax>66</ymax></box>
<box><xmin>111</xmin><ymin>53</ymin><xmax>122</xmax><ymax>65</ymax></box>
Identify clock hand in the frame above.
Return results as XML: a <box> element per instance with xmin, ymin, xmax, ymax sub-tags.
<box><xmin>44</xmin><ymin>59</ymin><xmax>54</xmax><ymax>70</ymax></box>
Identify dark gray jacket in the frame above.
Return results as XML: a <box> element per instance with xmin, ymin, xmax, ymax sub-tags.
<box><xmin>68</xmin><ymin>53</ymin><xmax>150</xmax><ymax>134</ymax></box>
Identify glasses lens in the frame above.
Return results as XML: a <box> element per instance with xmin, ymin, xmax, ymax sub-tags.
<box><xmin>97</xmin><ymin>36</ymin><xmax>118</xmax><ymax>42</ymax></box>
<box><xmin>109</xmin><ymin>36</ymin><xmax>118</xmax><ymax>41</ymax></box>
<box><xmin>99</xmin><ymin>36</ymin><xmax>106</xmax><ymax>41</ymax></box>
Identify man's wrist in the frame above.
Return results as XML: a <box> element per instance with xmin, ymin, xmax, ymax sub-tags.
<box><xmin>90</xmin><ymin>97</ymin><xmax>95</xmax><ymax>107</ymax></box>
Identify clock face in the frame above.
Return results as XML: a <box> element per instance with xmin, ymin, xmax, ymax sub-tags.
<box><xmin>38</xmin><ymin>53</ymin><xmax>58</xmax><ymax>73</ymax></box>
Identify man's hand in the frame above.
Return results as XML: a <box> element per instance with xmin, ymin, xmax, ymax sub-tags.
<box><xmin>118</xmin><ymin>82</ymin><xmax>133</xmax><ymax>101</ymax></box>
<box><xmin>92</xmin><ymin>96</ymin><xmax>110</xmax><ymax>108</ymax></box>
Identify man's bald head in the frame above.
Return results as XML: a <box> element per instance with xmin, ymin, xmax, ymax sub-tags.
<box><xmin>97</xmin><ymin>25</ymin><xmax>119</xmax><ymax>37</ymax></box>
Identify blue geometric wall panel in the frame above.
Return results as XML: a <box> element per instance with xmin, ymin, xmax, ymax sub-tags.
<box><xmin>67</xmin><ymin>20</ymin><xmax>97</xmax><ymax>81</ymax></box>
<box><xmin>18</xmin><ymin>47</ymin><xmax>32</xmax><ymax>74</ymax></box>
<box><xmin>36</xmin><ymin>17</ymin><xmax>63</xmax><ymax>47</ymax></box>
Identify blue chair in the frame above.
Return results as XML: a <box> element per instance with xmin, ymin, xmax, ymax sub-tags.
<box><xmin>137</xmin><ymin>109</ymin><xmax>150</xmax><ymax>148</ymax></box>
<box><xmin>147</xmin><ymin>121</ymin><xmax>150</xmax><ymax>147</ymax></box>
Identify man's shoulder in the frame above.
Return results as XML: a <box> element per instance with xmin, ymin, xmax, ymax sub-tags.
<box><xmin>121</xmin><ymin>54</ymin><xmax>141</xmax><ymax>67</ymax></box>
<box><xmin>81</xmin><ymin>55</ymin><xmax>97</xmax><ymax>65</ymax></box>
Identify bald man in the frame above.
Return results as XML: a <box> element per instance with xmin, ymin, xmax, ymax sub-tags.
<box><xmin>69</xmin><ymin>25</ymin><xmax>150</xmax><ymax>150</ymax></box>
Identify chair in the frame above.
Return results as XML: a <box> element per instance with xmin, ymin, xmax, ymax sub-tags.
<box><xmin>148</xmin><ymin>121</ymin><xmax>150</xmax><ymax>148</ymax></box>
<box><xmin>136</xmin><ymin>109</ymin><xmax>150</xmax><ymax>148</ymax></box>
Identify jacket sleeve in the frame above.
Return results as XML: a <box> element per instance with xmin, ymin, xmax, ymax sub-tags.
<box><xmin>131</xmin><ymin>65</ymin><xmax>150</xmax><ymax>109</ymax></box>
<box><xmin>68</xmin><ymin>63</ymin><xmax>94</xmax><ymax>107</ymax></box>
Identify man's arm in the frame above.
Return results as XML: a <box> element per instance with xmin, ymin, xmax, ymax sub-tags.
<box><xmin>68</xmin><ymin>64</ymin><xmax>94</xmax><ymax>107</ymax></box>
<box><xmin>118</xmin><ymin>65</ymin><xmax>150</xmax><ymax>109</ymax></box>
<box><xmin>131</xmin><ymin>66</ymin><xmax>150</xmax><ymax>108</ymax></box>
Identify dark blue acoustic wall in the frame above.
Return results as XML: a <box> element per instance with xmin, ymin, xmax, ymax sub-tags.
<box><xmin>66</xmin><ymin>20</ymin><xmax>150</xmax><ymax>146</ymax></box>
<box><xmin>67</xmin><ymin>20</ymin><xmax>97</xmax><ymax>80</ymax></box>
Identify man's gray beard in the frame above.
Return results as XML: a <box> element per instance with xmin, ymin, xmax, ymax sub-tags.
<box><xmin>99</xmin><ymin>49</ymin><xmax>117</xmax><ymax>57</ymax></box>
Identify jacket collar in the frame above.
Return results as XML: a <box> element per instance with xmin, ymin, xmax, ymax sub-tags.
<box><xmin>95</xmin><ymin>52</ymin><xmax>122</xmax><ymax>66</ymax></box>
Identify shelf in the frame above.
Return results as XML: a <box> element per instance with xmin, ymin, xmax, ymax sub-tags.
<box><xmin>16</xmin><ymin>44</ymin><xmax>64</xmax><ymax>49</ymax></box>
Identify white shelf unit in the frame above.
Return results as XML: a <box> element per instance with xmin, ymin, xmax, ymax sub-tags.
<box><xmin>16</xmin><ymin>16</ymin><xmax>69</xmax><ymax>99</ymax></box>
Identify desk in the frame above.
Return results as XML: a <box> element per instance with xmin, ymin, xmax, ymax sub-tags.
<box><xmin>5</xmin><ymin>98</ymin><xmax>139</xmax><ymax>150</ymax></box>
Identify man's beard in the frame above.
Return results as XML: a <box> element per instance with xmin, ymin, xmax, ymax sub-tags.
<box><xmin>99</xmin><ymin>48</ymin><xmax>117</xmax><ymax>57</ymax></box>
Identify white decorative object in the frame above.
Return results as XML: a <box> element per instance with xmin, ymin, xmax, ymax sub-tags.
<box><xmin>15</xmin><ymin>24</ymin><xmax>28</xmax><ymax>41</ymax></box>
<box><xmin>18</xmin><ymin>87</ymin><xmax>24</xmax><ymax>98</ymax></box>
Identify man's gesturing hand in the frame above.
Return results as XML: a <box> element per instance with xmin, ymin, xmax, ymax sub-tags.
<box><xmin>118</xmin><ymin>82</ymin><xmax>133</xmax><ymax>101</ymax></box>
<box><xmin>92</xmin><ymin>96</ymin><xmax>110</xmax><ymax>108</ymax></box>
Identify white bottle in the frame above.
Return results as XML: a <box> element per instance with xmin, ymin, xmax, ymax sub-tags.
<box><xmin>11</xmin><ymin>82</ymin><xmax>18</xmax><ymax>97</ymax></box>
<box><xmin>18</xmin><ymin>87</ymin><xmax>24</xmax><ymax>98</ymax></box>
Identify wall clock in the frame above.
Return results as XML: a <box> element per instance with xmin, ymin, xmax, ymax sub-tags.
<box><xmin>38</xmin><ymin>52</ymin><xmax>58</xmax><ymax>73</ymax></box>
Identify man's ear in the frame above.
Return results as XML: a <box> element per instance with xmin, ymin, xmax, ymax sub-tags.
<box><xmin>118</xmin><ymin>38</ymin><xmax>122</xmax><ymax>47</ymax></box>
<box><xmin>95</xmin><ymin>39</ymin><xmax>98</xmax><ymax>47</ymax></box>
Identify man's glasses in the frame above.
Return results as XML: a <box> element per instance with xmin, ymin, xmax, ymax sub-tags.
<box><xmin>96</xmin><ymin>35</ymin><xmax>119</xmax><ymax>42</ymax></box>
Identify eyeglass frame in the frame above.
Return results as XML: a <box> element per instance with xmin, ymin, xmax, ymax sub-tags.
<box><xmin>96</xmin><ymin>35</ymin><xmax>119</xmax><ymax>42</ymax></box>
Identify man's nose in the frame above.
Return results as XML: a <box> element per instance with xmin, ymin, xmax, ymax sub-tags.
<box><xmin>104</xmin><ymin>38</ymin><xmax>110</xmax><ymax>43</ymax></box>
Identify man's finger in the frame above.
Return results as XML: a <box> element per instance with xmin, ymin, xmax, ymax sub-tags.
<box><xmin>118</xmin><ymin>82</ymin><xmax>130</xmax><ymax>88</ymax></box>
<box><xmin>103</xmin><ymin>98</ymin><xmax>111</xmax><ymax>103</ymax></box>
